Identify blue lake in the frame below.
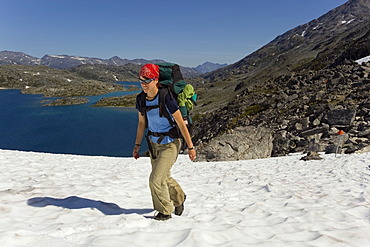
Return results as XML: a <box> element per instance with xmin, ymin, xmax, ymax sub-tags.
<box><xmin>0</xmin><ymin>82</ymin><xmax>147</xmax><ymax>157</ymax></box>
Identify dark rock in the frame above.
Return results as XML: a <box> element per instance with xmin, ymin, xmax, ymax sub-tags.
<box><xmin>327</xmin><ymin>109</ymin><xmax>356</xmax><ymax>126</ymax></box>
<box><xmin>300</xmin><ymin>127</ymin><xmax>329</xmax><ymax>137</ymax></box>
<box><xmin>358</xmin><ymin>130</ymin><xmax>370</xmax><ymax>138</ymax></box>
<box><xmin>272</xmin><ymin>131</ymin><xmax>291</xmax><ymax>156</ymax></box>
<box><xmin>306</xmin><ymin>140</ymin><xmax>322</xmax><ymax>153</ymax></box>
<box><xmin>325</xmin><ymin>144</ymin><xmax>338</xmax><ymax>154</ymax></box>
<box><xmin>234</xmin><ymin>82</ymin><xmax>244</xmax><ymax>91</ymax></box>
<box><xmin>300</xmin><ymin>152</ymin><xmax>323</xmax><ymax>161</ymax></box>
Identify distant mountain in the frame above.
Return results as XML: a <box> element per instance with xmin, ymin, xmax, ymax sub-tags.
<box><xmin>38</xmin><ymin>54</ymin><xmax>169</xmax><ymax>70</ymax></box>
<box><xmin>0</xmin><ymin>51</ymin><xmax>40</xmax><ymax>66</ymax></box>
<box><xmin>0</xmin><ymin>51</ymin><xmax>219</xmax><ymax>76</ymax></box>
<box><xmin>194</xmin><ymin>62</ymin><xmax>228</xmax><ymax>74</ymax></box>
<box><xmin>39</xmin><ymin>55</ymin><xmax>105</xmax><ymax>69</ymax></box>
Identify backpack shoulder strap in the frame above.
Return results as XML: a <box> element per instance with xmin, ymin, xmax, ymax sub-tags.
<box><xmin>137</xmin><ymin>91</ymin><xmax>151</xmax><ymax>128</ymax></box>
<box><xmin>137</xmin><ymin>91</ymin><xmax>146</xmax><ymax>116</ymax></box>
<box><xmin>171</xmin><ymin>64</ymin><xmax>184</xmax><ymax>83</ymax></box>
<box><xmin>158</xmin><ymin>87</ymin><xmax>176</xmax><ymax>127</ymax></box>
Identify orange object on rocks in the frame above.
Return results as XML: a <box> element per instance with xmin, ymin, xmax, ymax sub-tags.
<box><xmin>337</xmin><ymin>130</ymin><xmax>345</xmax><ymax>135</ymax></box>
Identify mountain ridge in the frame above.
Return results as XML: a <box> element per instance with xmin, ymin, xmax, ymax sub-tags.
<box><xmin>204</xmin><ymin>0</ymin><xmax>370</xmax><ymax>85</ymax></box>
<box><xmin>0</xmin><ymin>51</ymin><xmax>225</xmax><ymax>75</ymax></box>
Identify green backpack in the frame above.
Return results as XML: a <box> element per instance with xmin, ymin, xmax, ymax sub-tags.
<box><xmin>155</xmin><ymin>63</ymin><xmax>197</xmax><ymax>125</ymax></box>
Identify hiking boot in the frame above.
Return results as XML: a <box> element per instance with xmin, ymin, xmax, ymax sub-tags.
<box><xmin>175</xmin><ymin>195</ymin><xmax>186</xmax><ymax>216</ymax></box>
<box><xmin>154</xmin><ymin>212</ymin><xmax>171</xmax><ymax>221</ymax></box>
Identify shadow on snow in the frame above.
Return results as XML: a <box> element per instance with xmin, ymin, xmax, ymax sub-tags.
<box><xmin>27</xmin><ymin>196</ymin><xmax>153</xmax><ymax>215</ymax></box>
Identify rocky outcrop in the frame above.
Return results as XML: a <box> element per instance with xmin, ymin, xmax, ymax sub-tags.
<box><xmin>42</xmin><ymin>97</ymin><xmax>89</xmax><ymax>106</ymax></box>
<box><xmin>197</xmin><ymin>126</ymin><xmax>273</xmax><ymax>161</ymax></box>
<box><xmin>92</xmin><ymin>94</ymin><xmax>138</xmax><ymax>107</ymax></box>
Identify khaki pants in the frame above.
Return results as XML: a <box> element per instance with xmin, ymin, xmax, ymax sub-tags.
<box><xmin>149</xmin><ymin>139</ymin><xmax>185</xmax><ymax>215</ymax></box>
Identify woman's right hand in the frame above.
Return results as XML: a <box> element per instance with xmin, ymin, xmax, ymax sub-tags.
<box><xmin>133</xmin><ymin>145</ymin><xmax>140</xmax><ymax>159</ymax></box>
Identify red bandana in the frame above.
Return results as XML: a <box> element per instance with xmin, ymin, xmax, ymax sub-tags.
<box><xmin>139</xmin><ymin>64</ymin><xmax>159</xmax><ymax>79</ymax></box>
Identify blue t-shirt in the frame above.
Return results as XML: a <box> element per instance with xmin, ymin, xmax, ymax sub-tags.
<box><xmin>136</xmin><ymin>92</ymin><xmax>179</xmax><ymax>144</ymax></box>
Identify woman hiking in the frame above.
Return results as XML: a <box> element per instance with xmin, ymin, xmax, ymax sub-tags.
<box><xmin>133</xmin><ymin>63</ymin><xmax>196</xmax><ymax>221</ymax></box>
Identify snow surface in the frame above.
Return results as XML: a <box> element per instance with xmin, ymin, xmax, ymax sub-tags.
<box><xmin>341</xmin><ymin>18</ymin><xmax>355</xmax><ymax>25</ymax></box>
<box><xmin>1</xmin><ymin>149</ymin><xmax>370</xmax><ymax>247</ymax></box>
<box><xmin>356</xmin><ymin>55</ymin><xmax>370</xmax><ymax>64</ymax></box>
<box><xmin>49</xmin><ymin>55</ymin><xmax>68</xmax><ymax>59</ymax></box>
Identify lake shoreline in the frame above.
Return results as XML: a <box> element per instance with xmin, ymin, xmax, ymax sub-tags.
<box><xmin>1</xmin><ymin>83</ymin><xmax>140</xmax><ymax>107</ymax></box>
<box><xmin>0</xmin><ymin>89</ymin><xmax>142</xmax><ymax>157</ymax></box>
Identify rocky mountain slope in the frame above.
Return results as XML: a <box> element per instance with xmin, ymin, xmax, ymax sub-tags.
<box><xmin>198</xmin><ymin>0</ymin><xmax>370</xmax><ymax>107</ymax></box>
<box><xmin>69</xmin><ymin>64</ymin><xmax>141</xmax><ymax>83</ymax></box>
<box><xmin>195</xmin><ymin>60</ymin><xmax>370</xmax><ymax>161</ymax></box>
<box><xmin>193</xmin><ymin>0</ymin><xmax>370</xmax><ymax>161</ymax></box>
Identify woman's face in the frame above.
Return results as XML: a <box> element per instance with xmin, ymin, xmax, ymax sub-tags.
<box><xmin>140</xmin><ymin>76</ymin><xmax>158</xmax><ymax>94</ymax></box>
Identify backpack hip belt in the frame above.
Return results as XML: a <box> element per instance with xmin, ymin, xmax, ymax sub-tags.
<box><xmin>147</xmin><ymin>127</ymin><xmax>180</xmax><ymax>144</ymax></box>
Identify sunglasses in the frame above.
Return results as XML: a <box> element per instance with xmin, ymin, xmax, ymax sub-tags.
<box><xmin>139</xmin><ymin>77</ymin><xmax>157</xmax><ymax>84</ymax></box>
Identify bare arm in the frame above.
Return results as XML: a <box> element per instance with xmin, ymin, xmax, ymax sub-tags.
<box><xmin>133</xmin><ymin>112</ymin><xmax>146</xmax><ymax>159</ymax></box>
<box><xmin>172</xmin><ymin>110</ymin><xmax>196</xmax><ymax>161</ymax></box>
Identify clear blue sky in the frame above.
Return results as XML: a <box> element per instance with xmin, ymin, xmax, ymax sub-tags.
<box><xmin>1</xmin><ymin>0</ymin><xmax>348</xmax><ymax>67</ymax></box>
